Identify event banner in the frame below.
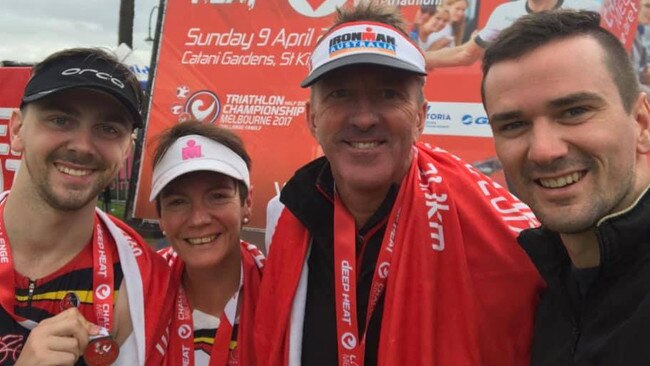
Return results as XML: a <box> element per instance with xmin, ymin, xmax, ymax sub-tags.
<box><xmin>133</xmin><ymin>0</ymin><xmax>623</xmax><ymax>230</ymax></box>
<box><xmin>0</xmin><ymin>67</ymin><xmax>30</xmax><ymax>193</ymax></box>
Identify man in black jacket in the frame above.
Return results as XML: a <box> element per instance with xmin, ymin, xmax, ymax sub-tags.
<box><xmin>482</xmin><ymin>10</ymin><xmax>650</xmax><ymax>365</ymax></box>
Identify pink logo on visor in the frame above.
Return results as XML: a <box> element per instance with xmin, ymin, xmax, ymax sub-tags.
<box><xmin>182</xmin><ymin>139</ymin><xmax>202</xmax><ymax>160</ymax></box>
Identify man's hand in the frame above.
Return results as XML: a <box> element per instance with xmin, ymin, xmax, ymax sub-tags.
<box><xmin>15</xmin><ymin>308</ymin><xmax>100</xmax><ymax>366</ymax></box>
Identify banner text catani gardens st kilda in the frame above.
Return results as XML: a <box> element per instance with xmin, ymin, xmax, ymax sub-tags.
<box><xmin>181</xmin><ymin>27</ymin><xmax>319</xmax><ymax>67</ymax></box>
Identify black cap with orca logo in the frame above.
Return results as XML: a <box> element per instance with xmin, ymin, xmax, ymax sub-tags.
<box><xmin>21</xmin><ymin>53</ymin><xmax>143</xmax><ymax>128</ymax></box>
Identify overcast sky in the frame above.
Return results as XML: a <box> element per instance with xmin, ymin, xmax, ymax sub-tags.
<box><xmin>0</xmin><ymin>0</ymin><xmax>160</xmax><ymax>65</ymax></box>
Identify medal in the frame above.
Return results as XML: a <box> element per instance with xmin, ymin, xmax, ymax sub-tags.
<box><xmin>84</xmin><ymin>327</ymin><xmax>119</xmax><ymax>366</ymax></box>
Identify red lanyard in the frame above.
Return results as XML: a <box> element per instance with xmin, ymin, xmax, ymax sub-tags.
<box><xmin>333</xmin><ymin>192</ymin><xmax>401</xmax><ymax>366</ymax></box>
<box><xmin>0</xmin><ymin>202</ymin><xmax>114</xmax><ymax>330</ymax></box>
<box><xmin>169</xmin><ymin>281</ymin><xmax>240</xmax><ymax>366</ymax></box>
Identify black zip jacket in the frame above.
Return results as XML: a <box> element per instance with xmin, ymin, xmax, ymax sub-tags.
<box><xmin>519</xmin><ymin>186</ymin><xmax>650</xmax><ymax>365</ymax></box>
<box><xmin>280</xmin><ymin>157</ymin><xmax>397</xmax><ymax>366</ymax></box>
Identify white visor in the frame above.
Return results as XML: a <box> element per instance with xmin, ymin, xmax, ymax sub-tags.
<box><xmin>301</xmin><ymin>21</ymin><xmax>426</xmax><ymax>87</ymax></box>
<box><xmin>149</xmin><ymin>134</ymin><xmax>250</xmax><ymax>201</ymax></box>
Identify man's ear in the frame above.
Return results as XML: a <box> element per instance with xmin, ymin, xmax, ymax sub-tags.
<box><xmin>127</xmin><ymin>131</ymin><xmax>136</xmax><ymax>156</ymax></box>
<box><xmin>9</xmin><ymin>108</ymin><xmax>25</xmax><ymax>153</ymax></box>
<box><xmin>635</xmin><ymin>93</ymin><xmax>650</xmax><ymax>154</ymax></box>
<box><xmin>306</xmin><ymin>99</ymin><xmax>317</xmax><ymax>138</ymax></box>
<box><xmin>118</xmin><ymin>131</ymin><xmax>136</xmax><ymax>170</ymax></box>
<box><xmin>415</xmin><ymin>99</ymin><xmax>427</xmax><ymax>138</ymax></box>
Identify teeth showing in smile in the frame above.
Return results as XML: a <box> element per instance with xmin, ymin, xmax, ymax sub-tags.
<box><xmin>186</xmin><ymin>235</ymin><xmax>217</xmax><ymax>245</ymax></box>
<box><xmin>350</xmin><ymin>141</ymin><xmax>380</xmax><ymax>149</ymax></box>
<box><xmin>56</xmin><ymin>165</ymin><xmax>91</xmax><ymax>177</ymax></box>
<box><xmin>538</xmin><ymin>172</ymin><xmax>583</xmax><ymax>188</ymax></box>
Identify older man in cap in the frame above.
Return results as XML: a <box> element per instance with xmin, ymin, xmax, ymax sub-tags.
<box><xmin>0</xmin><ymin>48</ymin><xmax>172</xmax><ymax>366</ymax></box>
<box><xmin>256</xmin><ymin>3</ymin><xmax>544</xmax><ymax>366</ymax></box>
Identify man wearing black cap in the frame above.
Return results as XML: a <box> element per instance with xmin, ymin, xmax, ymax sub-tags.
<box><xmin>0</xmin><ymin>48</ymin><xmax>172</xmax><ymax>365</ymax></box>
<box><xmin>255</xmin><ymin>3</ymin><xmax>544</xmax><ymax>366</ymax></box>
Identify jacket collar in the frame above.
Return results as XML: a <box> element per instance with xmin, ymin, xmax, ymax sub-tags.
<box><xmin>519</xmin><ymin>184</ymin><xmax>650</xmax><ymax>280</ymax></box>
<box><xmin>281</xmin><ymin>157</ymin><xmax>397</xmax><ymax>236</ymax></box>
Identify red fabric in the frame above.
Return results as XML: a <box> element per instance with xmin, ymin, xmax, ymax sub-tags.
<box><xmin>108</xmin><ymin>217</ymin><xmax>176</xmax><ymax>366</ymax></box>
<box><xmin>12</xmin><ymin>234</ymin><xmax>118</xmax><ymax>322</ymax></box>
<box><xmin>158</xmin><ymin>241</ymin><xmax>264</xmax><ymax>366</ymax></box>
<box><xmin>255</xmin><ymin>142</ymin><xmax>545</xmax><ymax>366</ymax></box>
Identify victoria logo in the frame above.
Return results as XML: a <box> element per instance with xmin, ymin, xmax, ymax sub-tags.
<box><xmin>94</xmin><ymin>284</ymin><xmax>111</xmax><ymax>300</ymax></box>
<box><xmin>185</xmin><ymin>90</ymin><xmax>221</xmax><ymax>124</ymax></box>
<box><xmin>178</xmin><ymin>324</ymin><xmax>193</xmax><ymax>339</ymax></box>
<box><xmin>289</xmin><ymin>0</ymin><xmax>355</xmax><ymax>17</ymax></box>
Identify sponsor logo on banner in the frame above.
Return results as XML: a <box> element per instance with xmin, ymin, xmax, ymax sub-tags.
<box><xmin>0</xmin><ymin>110</ymin><xmax>22</xmax><ymax>192</ymax></box>
<box><xmin>190</xmin><ymin>0</ymin><xmax>255</xmax><ymax>10</ymax></box>
<box><xmin>176</xmin><ymin>85</ymin><xmax>190</xmax><ymax>99</ymax></box>
<box><xmin>219</xmin><ymin>94</ymin><xmax>306</xmax><ymax>131</ymax></box>
<box><xmin>461</xmin><ymin>114</ymin><xmax>489</xmax><ymax>126</ymax></box>
<box><xmin>289</xmin><ymin>0</ymin><xmax>349</xmax><ymax>17</ymax></box>
<box><xmin>171</xmin><ymin>103</ymin><xmax>184</xmax><ymax>115</ymax></box>
<box><xmin>185</xmin><ymin>90</ymin><xmax>221</xmax><ymax>124</ymax></box>
<box><xmin>423</xmin><ymin>102</ymin><xmax>492</xmax><ymax>137</ymax></box>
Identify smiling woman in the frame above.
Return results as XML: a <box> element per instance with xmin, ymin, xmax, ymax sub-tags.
<box><xmin>149</xmin><ymin>120</ymin><xmax>264</xmax><ymax>366</ymax></box>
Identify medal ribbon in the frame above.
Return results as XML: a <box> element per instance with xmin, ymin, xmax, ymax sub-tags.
<box><xmin>333</xmin><ymin>191</ymin><xmax>401</xmax><ymax>366</ymax></box>
<box><xmin>92</xmin><ymin>215</ymin><xmax>114</xmax><ymax>332</ymax></box>
<box><xmin>170</xmin><ymin>279</ymin><xmax>241</xmax><ymax>366</ymax></box>
<box><xmin>0</xmin><ymin>202</ymin><xmax>114</xmax><ymax>330</ymax></box>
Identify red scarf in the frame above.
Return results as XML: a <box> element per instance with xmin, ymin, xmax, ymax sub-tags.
<box><xmin>103</xmin><ymin>215</ymin><xmax>177</xmax><ymax>365</ymax></box>
<box><xmin>0</xmin><ymin>191</ymin><xmax>174</xmax><ymax>365</ymax></box>
<box><xmin>255</xmin><ymin>143</ymin><xmax>545</xmax><ymax>366</ymax></box>
<box><xmin>157</xmin><ymin>241</ymin><xmax>264</xmax><ymax>366</ymax></box>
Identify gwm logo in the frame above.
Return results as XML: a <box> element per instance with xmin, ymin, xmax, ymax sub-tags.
<box><xmin>289</xmin><ymin>0</ymin><xmax>359</xmax><ymax>17</ymax></box>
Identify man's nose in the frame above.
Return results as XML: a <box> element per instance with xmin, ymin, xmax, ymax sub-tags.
<box><xmin>527</xmin><ymin>119</ymin><xmax>569</xmax><ymax>166</ymax></box>
<box><xmin>67</xmin><ymin>126</ymin><xmax>96</xmax><ymax>155</ymax></box>
<box><xmin>350</xmin><ymin>94</ymin><xmax>379</xmax><ymax>131</ymax></box>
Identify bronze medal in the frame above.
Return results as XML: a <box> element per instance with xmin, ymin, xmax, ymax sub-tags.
<box><xmin>83</xmin><ymin>335</ymin><xmax>119</xmax><ymax>366</ymax></box>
